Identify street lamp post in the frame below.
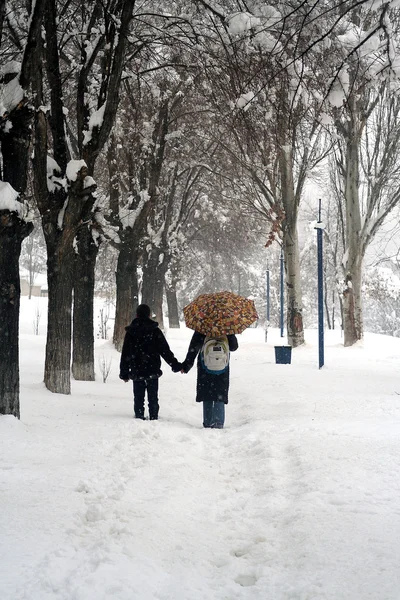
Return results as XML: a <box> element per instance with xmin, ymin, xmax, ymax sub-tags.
<box><xmin>315</xmin><ymin>199</ymin><xmax>325</xmax><ymax>369</ymax></box>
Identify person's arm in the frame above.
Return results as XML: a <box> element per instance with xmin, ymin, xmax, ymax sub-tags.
<box><xmin>156</xmin><ymin>330</ymin><xmax>181</xmax><ymax>372</ymax></box>
<box><xmin>228</xmin><ymin>334</ymin><xmax>238</xmax><ymax>352</ymax></box>
<box><xmin>181</xmin><ymin>332</ymin><xmax>204</xmax><ymax>372</ymax></box>
<box><xmin>119</xmin><ymin>333</ymin><xmax>131</xmax><ymax>381</ymax></box>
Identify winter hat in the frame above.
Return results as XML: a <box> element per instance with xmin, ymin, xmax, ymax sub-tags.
<box><xmin>136</xmin><ymin>304</ymin><xmax>151</xmax><ymax>319</ymax></box>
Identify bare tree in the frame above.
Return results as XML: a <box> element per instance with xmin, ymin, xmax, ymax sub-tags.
<box><xmin>98</xmin><ymin>354</ymin><xmax>112</xmax><ymax>383</ymax></box>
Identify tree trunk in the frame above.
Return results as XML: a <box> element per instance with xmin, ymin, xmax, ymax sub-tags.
<box><xmin>70</xmin><ymin>0</ymin><xmax>135</xmax><ymax>376</ymax></box>
<box><xmin>44</xmin><ymin>242</ymin><xmax>74</xmax><ymax>394</ymax></box>
<box><xmin>278</xmin><ymin>137</ymin><xmax>305</xmax><ymax>348</ymax></box>
<box><xmin>71</xmin><ymin>226</ymin><xmax>97</xmax><ymax>380</ymax></box>
<box><xmin>283</xmin><ymin>225</ymin><xmax>305</xmax><ymax>347</ymax></box>
<box><xmin>141</xmin><ymin>248</ymin><xmax>168</xmax><ymax>328</ymax></box>
<box><xmin>323</xmin><ymin>265</ymin><xmax>332</xmax><ymax>330</ymax></box>
<box><xmin>0</xmin><ymin>213</ymin><xmax>32</xmax><ymax>418</ymax></box>
<box><xmin>33</xmin><ymin>7</ymin><xmax>74</xmax><ymax>395</ymax></box>
<box><xmin>0</xmin><ymin>229</ymin><xmax>23</xmax><ymax>419</ymax></box>
<box><xmin>342</xmin><ymin>128</ymin><xmax>363</xmax><ymax>346</ymax></box>
<box><xmin>0</xmin><ymin>88</ymin><xmax>35</xmax><ymax>417</ymax></box>
<box><xmin>165</xmin><ymin>282</ymin><xmax>180</xmax><ymax>328</ymax></box>
<box><xmin>113</xmin><ymin>242</ymin><xmax>139</xmax><ymax>351</ymax></box>
<box><xmin>2</xmin><ymin>104</ymin><xmax>32</xmax><ymax>195</ymax></box>
<box><xmin>342</xmin><ymin>261</ymin><xmax>363</xmax><ymax>346</ymax></box>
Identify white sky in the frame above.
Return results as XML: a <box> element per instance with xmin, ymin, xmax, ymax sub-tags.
<box><xmin>1</xmin><ymin>298</ymin><xmax>400</xmax><ymax>599</ymax></box>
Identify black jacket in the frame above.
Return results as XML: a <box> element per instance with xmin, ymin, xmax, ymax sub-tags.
<box><xmin>181</xmin><ymin>332</ymin><xmax>238</xmax><ymax>404</ymax></box>
<box><xmin>119</xmin><ymin>317</ymin><xmax>180</xmax><ymax>381</ymax></box>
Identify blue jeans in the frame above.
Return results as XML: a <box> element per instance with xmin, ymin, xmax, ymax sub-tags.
<box><xmin>203</xmin><ymin>401</ymin><xmax>225</xmax><ymax>428</ymax></box>
<box><xmin>133</xmin><ymin>378</ymin><xmax>159</xmax><ymax>419</ymax></box>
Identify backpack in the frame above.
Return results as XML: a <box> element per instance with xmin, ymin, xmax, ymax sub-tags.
<box><xmin>201</xmin><ymin>335</ymin><xmax>230</xmax><ymax>375</ymax></box>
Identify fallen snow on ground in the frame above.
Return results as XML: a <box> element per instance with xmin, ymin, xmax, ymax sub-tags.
<box><xmin>2</xmin><ymin>300</ymin><xmax>400</xmax><ymax>599</ymax></box>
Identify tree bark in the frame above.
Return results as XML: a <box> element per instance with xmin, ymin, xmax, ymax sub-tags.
<box><xmin>342</xmin><ymin>121</ymin><xmax>363</xmax><ymax>346</ymax></box>
<box><xmin>278</xmin><ymin>139</ymin><xmax>305</xmax><ymax>348</ymax></box>
<box><xmin>324</xmin><ymin>276</ymin><xmax>332</xmax><ymax>330</ymax></box>
<box><xmin>0</xmin><ymin>212</ymin><xmax>32</xmax><ymax>417</ymax></box>
<box><xmin>113</xmin><ymin>242</ymin><xmax>139</xmax><ymax>352</ymax></box>
<box><xmin>72</xmin><ymin>227</ymin><xmax>97</xmax><ymax>380</ymax></box>
<box><xmin>141</xmin><ymin>248</ymin><xmax>168</xmax><ymax>328</ymax></box>
<box><xmin>283</xmin><ymin>224</ymin><xmax>304</xmax><ymax>347</ymax></box>
<box><xmin>165</xmin><ymin>281</ymin><xmax>180</xmax><ymax>328</ymax></box>
<box><xmin>2</xmin><ymin>104</ymin><xmax>32</xmax><ymax>194</ymax></box>
<box><xmin>44</xmin><ymin>238</ymin><xmax>74</xmax><ymax>394</ymax></box>
<box><xmin>343</xmin><ymin>265</ymin><xmax>363</xmax><ymax>346</ymax></box>
<box><xmin>0</xmin><ymin>244</ymin><xmax>20</xmax><ymax>418</ymax></box>
<box><xmin>31</xmin><ymin>1</ymin><xmax>73</xmax><ymax>395</ymax></box>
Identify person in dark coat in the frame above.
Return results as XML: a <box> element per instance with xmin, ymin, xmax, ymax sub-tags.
<box><xmin>181</xmin><ymin>331</ymin><xmax>238</xmax><ymax>429</ymax></box>
<box><xmin>119</xmin><ymin>304</ymin><xmax>181</xmax><ymax>420</ymax></box>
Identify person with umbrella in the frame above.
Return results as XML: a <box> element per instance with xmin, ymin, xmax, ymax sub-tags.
<box><xmin>181</xmin><ymin>291</ymin><xmax>257</xmax><ymax>429</ymax></box>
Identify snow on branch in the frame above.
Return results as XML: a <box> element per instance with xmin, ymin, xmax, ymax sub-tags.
<box><xmin>83</xmin><ymin>104</ymin><xmax>106</xmax><ymax>146</ymax></box>
<box><xmin>227</xmin><ymin>12</ymin><xmax>261</xmax><ymax>35</ymax></box>
<box><xmin>47</xmin><ymin>156</ymin><xmax>66</xmax><ymax>193</ymax></box>
<box><xmin>0</xmin><ymin>181</ymin><xmax>23</xmax><ymax>215</ymax></box>
<box><xmin>66</xmin><ymin>160</ymin><xmax>87</xmax><ymax>182</ymax></box>
<box><xmin>0</xmin><ymin>72</ymin><xmax>24</xmax><ymax>117</ymax></box>
<box><xmin>234</xmin><ymin>91</ymin><xmax>255</xmax><ymax>111</ymax></box>
<box><xmin>119</xmin><ymin>190</ymin><xmax>149</xmax><ymax>230</ymax></box>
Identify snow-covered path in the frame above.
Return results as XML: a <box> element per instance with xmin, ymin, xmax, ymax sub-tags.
<box><xmin>2</xmin><ymin>324</ymin><xmax>400</xmax><ymax>599</ymax></box>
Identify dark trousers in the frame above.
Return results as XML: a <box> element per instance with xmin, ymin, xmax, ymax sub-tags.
<box><xmin>133</xmin><ymin>378</ymin><xmax>159</xmax><ymax>419</ymax></box>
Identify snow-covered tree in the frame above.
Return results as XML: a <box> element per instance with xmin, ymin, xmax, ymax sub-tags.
<box><xmin>32</xmin><ymin>0</ymin><xmax>134</xmax><ymax>392</ymax></box>
<box><xmin>364</xmin><ymin>266</ymin><xmax>400</xmax><ymax>336</ymax></box>
<box><xmin>0</xmin><ymin>0</ymin><xmax>47</xmax><ymax>418</ymax></box>
<box><xmin>196</xmin><ymin>0</ymin><xmax>400</xmax><ymax>347</ymax></box>
<box><xmin>324</xmin><ymin>10</ymin><xmax>400</xmax><ymax>345</ymax></box>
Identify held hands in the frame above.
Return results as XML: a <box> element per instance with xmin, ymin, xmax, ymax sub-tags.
<box><xmin>171</xmin><ymin>362</ymin><xmax>187</xmax><ymax>374</ymax></box>
<box><xmin>180</xmin><ymin>363</ymin><xmax>187</xmax><ymax>374</ymax></box>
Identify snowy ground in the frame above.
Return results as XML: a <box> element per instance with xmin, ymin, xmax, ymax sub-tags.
<box><xmin>2</xmin><ymin>298</ymin><xmax>400</xmax><ymax>600</ymax></box>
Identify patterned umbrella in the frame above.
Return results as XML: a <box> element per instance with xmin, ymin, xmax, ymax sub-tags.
<box><xmin>183</xmin><ymin>291</ymin><xmax>258</xmax><ymax>336</ymax></box>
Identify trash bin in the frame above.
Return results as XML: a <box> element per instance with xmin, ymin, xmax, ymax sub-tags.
<box><xmin>274</xmin><ymin>345</ymin><xmax>292</xmax><ymax>364</ymax></box>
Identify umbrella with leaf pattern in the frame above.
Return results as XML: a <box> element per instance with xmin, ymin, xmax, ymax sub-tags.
<box><xmin>183</xmin><ymin>291</ymin><xmax>258</xmax><ymax>336</ymax></box>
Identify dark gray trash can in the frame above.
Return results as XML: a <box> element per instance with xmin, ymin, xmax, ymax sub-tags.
<box><xmin>274</xmin><ymin>345</ymin><xmax>292</xmax><ymax>364</ymax></box>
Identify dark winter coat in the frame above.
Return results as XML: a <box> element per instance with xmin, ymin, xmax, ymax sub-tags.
<box><xmin>119</xmin><ymin>317</ymin><xmax>180</xmax><ymax>381</ymax></box>
<box><xmin>181</xmin><ymin>332</ymin><xmax>238</xmax><ymax>404</ymax></box>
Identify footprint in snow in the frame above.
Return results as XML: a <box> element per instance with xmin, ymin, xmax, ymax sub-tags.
<box><xmin>234</xmin><ymin>573</ymin><xmax>258</xmax><ymax>587</ymax></box>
